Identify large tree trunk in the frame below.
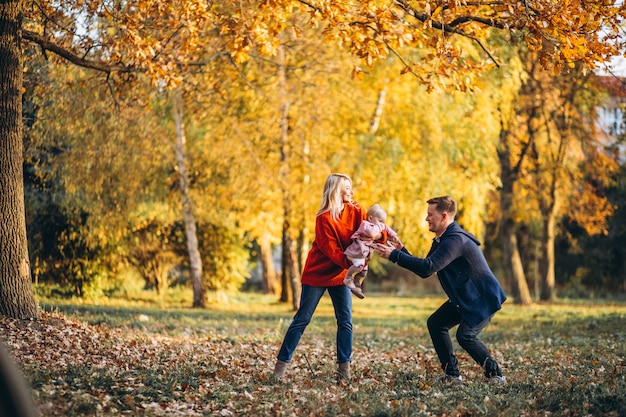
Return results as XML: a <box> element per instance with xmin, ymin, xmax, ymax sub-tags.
<box><xmin>498</xmin><ymin>125</ymin><xmax>533</xmax><ymax>305</ymax></box>
<box><xmin>500</xmin><ymin>215</ymin><xmax>532</xmax><ymax>304</ymax></box>
<box><xmin>535</xmin><ymin>75</ymin><xmax>571</xmax><ymax>301</ymax></box>
<box><xmin>517</xmin><ymin>226</ymin><xmax>541</xmax><ymax>299</ymax></box>
<box><xmin>0</xmin><ymin>0</ymin><xmax>39</xmax><ymax>319</ymax></box>
<box><xmin>539</xmin><ymin>186</ymin><xmax>558</xmax><ymax>301</ymax></box>
<box><xmin>173</xmin><ymin>89</ymin><xmax>205</xmax><ymax>308</ymax></box>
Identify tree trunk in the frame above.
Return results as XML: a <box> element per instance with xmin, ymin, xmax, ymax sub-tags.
<box><xmin>500</xmin><ymin>215</ymin><xmax>532</xmax><ymax>304</ymax></box>
<box><xmin>277</xmin><ymin>41</ymin><xmax>301</xmax><ymax>310</ymax></box>
<box><xmin>535</xmin><ymin>76</ymin><xmax>570</xmax><ymax>302</ymax></box>
<box><xmin>279</xmin><ymin>240</ymin><xmax>292</xmax><ymax>304</ymax></box>
<box><xmin>0</xmin><ymin>0</ymin><xmax>39</xmax><ymax>319</ymax></box>
<box><xmin>369</xmin><ymin>85</ymin><xmax>387</xmax><ymax>134</ymax></box>
<box><xmin>516</xmin><ymin>225</ymin><xmax>541</xmax><ymax>299</ymax></box>
<box><xmin>539</xmin><ymin>188</ymin><xmax>558</xmax><ymax>301</ymax></box>
<box><xmin>498</xmin><ymin>126</ymin><xmax>533</xmax><ymax>305</ymax></box>
<box><xmin>172</xmin><ymin>89</ymin><xmax>205</xmax><ymax>308</ymax></box>
<box><xmin>280</xmin><ymin>224</ymin><xmax>301</xmax><ymax>310</ymax></box>
<box><xmin>296</xmin><ymin>228</ymin><xmax>307</xmax><ymax>278</ymax></box>
<box><xmin>259</xmin><ymin>234</ymin><xmax>278</xmax><ymax>295</ymax></box>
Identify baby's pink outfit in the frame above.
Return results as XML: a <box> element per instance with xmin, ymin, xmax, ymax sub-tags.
<box><xmin>343</xmin><ymin>220</ymin><xmax>398</xmax><ymax>299</ymax></box>
<box><xmin>344</xmin><ymin>220</ymin><xmax>398</xmax><ymax>265</ymax></box>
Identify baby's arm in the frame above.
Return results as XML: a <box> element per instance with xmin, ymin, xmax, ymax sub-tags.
<box><xmin>385</xmin><ymin>226</ymin><xmax>403</xmax><ymax>249</ymax></box>
<box><xmin>357</xmin><ymin>222</ymin><xmax>384</xmax><ymax>241</ymax></box>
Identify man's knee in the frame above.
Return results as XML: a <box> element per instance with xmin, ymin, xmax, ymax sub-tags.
<box><xmin>456</xmin><ymin>330</ymin><xmax>474</xmax><ymax>348</ymax></box>
<box><xmin>427</xmin><ymin>313</ymin><xmax>447</xmax><ymax>335</ymax></box>
<box><xmin>426</xmin><ymin>314</ymin><xmax>437</xmax><ymax>332</ymax></box>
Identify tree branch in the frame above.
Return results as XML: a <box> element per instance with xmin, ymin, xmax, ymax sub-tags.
<box><xmin>22</xmin><ymin>29</ymin><xmax>139</xmax><ymax>74</ymax></box>
<box><xmin>295</xmin><ymin>0</ymin><xmax>321</xmax><ymax>13</ymax></box>
<box><xmin>393</xmin><ymin>0</ymin><xmax>508</xmax><ymax>31</ymax></box>
<box><xmin>390</xmin><ymin>0</ymin><xmax>502</xmax><ymax>66</ymax></box>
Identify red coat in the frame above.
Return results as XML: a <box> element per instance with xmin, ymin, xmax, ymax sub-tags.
<box><xmin>301</xmin><ymin>202</ymin><xmax>367</xmax><ymax>287</ymax></box>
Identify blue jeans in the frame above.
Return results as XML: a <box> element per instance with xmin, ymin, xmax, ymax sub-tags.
<box><xmin>427</xmin><ymin>300</ymin><xmax>502</xmax><ymax>377</ymax></box>
<box><xmin>277</xmin><ymin>284</ymin><xmax>353</xmax><ymax>364</ymax></box>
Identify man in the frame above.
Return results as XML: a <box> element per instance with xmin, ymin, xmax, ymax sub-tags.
<box><xmin>374</xmin><ymin>196</ymin><xmax>507</xmax><ymax>383</ymax></box>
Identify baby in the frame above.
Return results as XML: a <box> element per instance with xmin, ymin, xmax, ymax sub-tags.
<box><xmin>343</xmin><ymin>204</ymin><xmax>400</xmax><ymax>298</ymax></box>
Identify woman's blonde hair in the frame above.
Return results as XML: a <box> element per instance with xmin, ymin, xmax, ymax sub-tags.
<box><xmin>317</xmin><ymin>173</ymin><xmax>352</xmax><ymax>220</ymax></box>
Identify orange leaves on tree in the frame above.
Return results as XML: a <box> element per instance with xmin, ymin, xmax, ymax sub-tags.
<box><xmin>23</xmin><ymin>0</ymin><xmax>625</xmax><ymax>91</ymax></box>
<box><xmin>567</xmin><ymin>183</ymin><xmax>615</xmax><ymax>236</ymax></box>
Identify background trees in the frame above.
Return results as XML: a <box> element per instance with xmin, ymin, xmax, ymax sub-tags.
<box><xmin>1</xmin><ymin>0</ymin><xmax>625</xmax><ymax>317</ymax></box>
<box><xmin>484</xmin><ymin>37</ymin><xmax>621</xmax><ymax>304</ymax></box>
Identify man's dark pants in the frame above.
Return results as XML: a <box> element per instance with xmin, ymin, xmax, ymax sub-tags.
<box><xmin>427</xmin><ymin>300</ymin><xmax>502</xmax><ymax>378</ymax></box>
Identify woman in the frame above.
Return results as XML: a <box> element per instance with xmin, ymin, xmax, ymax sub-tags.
<box><xmin>273</xmin><ymin>173</ymin><xmax>367</xmax><ymax>381</ymax></box>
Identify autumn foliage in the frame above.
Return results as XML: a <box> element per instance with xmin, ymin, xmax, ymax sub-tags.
<box><xmin>22</xmin><ymin>0</ymin><xmax>626</xmax><ymax>89</ymax></box>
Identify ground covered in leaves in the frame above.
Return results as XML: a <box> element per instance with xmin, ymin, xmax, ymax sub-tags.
<box><xmin>1</xmin><ymin>296</ymin><xmax>625</xmax><ymax>416</ymax></box>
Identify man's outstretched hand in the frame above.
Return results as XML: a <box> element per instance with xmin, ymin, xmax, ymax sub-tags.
<box><xmin>373</xmin><ymin>241</ymin><xmax>398</xmax><ymax>259</ymax></box>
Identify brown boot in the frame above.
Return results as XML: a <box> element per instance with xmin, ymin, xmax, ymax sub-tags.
<box><xmin>354</xmin><ymin>270</ymin><xmax>366</xmax><ymax>292</ymax></box>
<box><xmin>351</xmin><ymin>285</ymin><xmax>365</xmax><ymax>299</ymax></box>
<box><xmin>343</xmin><ymin>274</ymin><xmax>357</xmax><ymax>290</ymax></box>
<box><xmin>337</xmin><ymin>361</ymin><xmax>351</xmax><ymax>381</ymax></box>
<box><xmin>273</xmin><ymin>360</ymin><xmax>288</xmax><ymax>380</ymax></box>
<box><xmin>343</xmin><ymin>270</ymin><xmax>365</xmax><ymax>299</ymax></box>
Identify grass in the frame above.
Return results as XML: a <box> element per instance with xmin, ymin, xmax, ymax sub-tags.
<box><xmin>2</xmin><ymin>293</ymin><xmax>626</xmax><ymax>416</ymax></box>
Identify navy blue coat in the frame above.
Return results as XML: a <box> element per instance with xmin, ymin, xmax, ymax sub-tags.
<box><xmin>389</xmin><ymin>222</ymin><xmax>506</xmax><ymax>327</ymax></box>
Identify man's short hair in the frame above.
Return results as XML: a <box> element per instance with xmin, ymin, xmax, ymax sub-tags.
<box><xmin>427</xmin><ymin>196</ymin><xmax>457</xmax><ymax>216</ymax></box>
